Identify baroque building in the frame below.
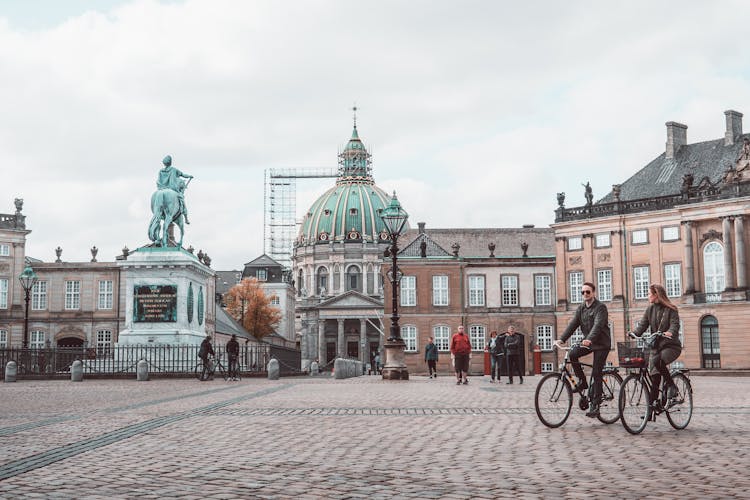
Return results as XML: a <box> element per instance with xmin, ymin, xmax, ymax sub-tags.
<box><xmin>552</xmin><ymin>109</ymin><xmax>750</xmax><ymax>370</ymax></box>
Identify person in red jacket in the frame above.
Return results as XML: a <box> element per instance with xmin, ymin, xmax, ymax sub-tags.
<box><xmin>450</xmin><ymin>325</ymin><xmax>472</xmax><ymax>385</ymax></box>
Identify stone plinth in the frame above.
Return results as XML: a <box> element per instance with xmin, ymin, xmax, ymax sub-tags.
<box><xmin>382</xmin><ymin>339</ymin><xmax>409</xmax><ymax>380</ymax></box>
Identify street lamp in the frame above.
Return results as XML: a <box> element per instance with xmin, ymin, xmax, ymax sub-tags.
<box><xmin>380</xmin><ymin>192</ymin><xmax>409</xmax><ymax>380</ymax></box>
<box><xmin>18</xmin><ymin>265</ymin><xmax>38</xmax><ymax>349</ymax></box>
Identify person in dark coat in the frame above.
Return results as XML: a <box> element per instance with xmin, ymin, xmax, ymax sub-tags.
<box><xmin>198</xmin><ymin>335</ymin><xmax>215</xmax><ymax>381</ymax></box>
<box><xmin>504</xmin><ymin>326</ymin><xmax>523</xmax><ymax>385</ymax></box>
<box><xmin>226</xmin><ymin>334</ymin><xmax>240</xmax><ymax>381</ymax></box>
<box><xmin>424</xmin><ymin>336</ymin><xmax>439</xmax><ymax>378</ymax></box>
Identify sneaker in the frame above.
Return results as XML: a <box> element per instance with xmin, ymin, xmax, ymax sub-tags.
<box><xmin>456</xmin><ymin>380</ymin><xmax>462</xmax><ymax>385</ymax></box>
<box><xmin>520</xmin><ymin>379</ymin><xmax>523</xmax><ymax>385</ymax></box>
<box><xmin>490</xmin><ymin>379</ymin><xmax>495</xmax><ymax>383</ymax></box>
<box><xmin>462</xmin><ymin>379</ymin><xmax>468</xmax><ymax>385</ymax></box>
<box><xmin>506</xmin><ymin>380</ymin><xmax>513</xmax><ymax>384</ymax></box>
<box><xmin>585</xmin><ymin>404</ymin><xmax>600</xmax><ymax>418</ymax></box>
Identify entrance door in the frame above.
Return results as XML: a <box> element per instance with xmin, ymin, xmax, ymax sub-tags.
<box><xmin>347</xmin><ymin>341</ymin><xmax>359</xmax><ymax>359</ymax></box>
<box><xmin>369</xmin><ymin>342</ymin><xmax>380</xmax><ymax>366</ymax></box>
<box><xmin>701</xmin><ymin>315</ymin><xmax>720</xmax><ymax>368</ymax></box>
<box><xmin>326</xmin><ymin>342</ymin><xmax>337</xmax><ymax>365</ymax></box>
<box><xmin>56</xmin><ymin>337</ymin><xmax>85</xmax><ymax>371</ymax></box>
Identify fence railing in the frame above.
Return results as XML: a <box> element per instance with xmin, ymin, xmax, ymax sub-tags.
<box><xmin>0</xmin><ymin>344</ymin><xmax>303</xmax><ymax>380</ymax></box>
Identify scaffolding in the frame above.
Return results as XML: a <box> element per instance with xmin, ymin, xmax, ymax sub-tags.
<box><xmin>264</xmin><ymin>168</ymin><xmax>338</xmax><ymax>269</ymax></box>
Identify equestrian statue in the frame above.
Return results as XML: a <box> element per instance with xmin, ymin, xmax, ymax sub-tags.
<box><xmin>148</xmin><ymin>155</ymin><xmax>193</xmax><ymax>248</ymax></box>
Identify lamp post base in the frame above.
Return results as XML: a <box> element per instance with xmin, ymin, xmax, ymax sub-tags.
<box><xmin>381</xmin><ymin>339</ymin><xmax>409</xmax><ymax>380</ymax></box>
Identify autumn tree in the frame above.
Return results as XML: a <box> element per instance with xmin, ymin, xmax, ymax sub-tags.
<box><xmin>224</xmin><ymin>278</ymin><xmax>282</xmax><ymax>340</ymax></box>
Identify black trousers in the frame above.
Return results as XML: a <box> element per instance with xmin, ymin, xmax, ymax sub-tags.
<box><xmin>228</xmin><ymin>354</ymin><xmax>239</xmax><ymax>378</ymax></box>
<box><xmin>506</xmin><ymin>353</ymin><xmax>523</xmax><ymax>381</ymax></box>
<box><xmin>569</xmin><ymin>346</ymin><xmax>608</xmax><ymax>402</ymax></box>
<box><xmin>427</xmin><ymin>359</ymin><xmax>437</xmax><ymax>375</ymax></box>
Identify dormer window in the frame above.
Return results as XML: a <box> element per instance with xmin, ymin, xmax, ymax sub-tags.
<box><xmin>324</xmin><ymin>209</ymin><xmax>331</xmax><ymax>216</ymax></box>
<box><xmin>257</xmin><ymin>269</ymin><xmax>267</xmax><ymax>281</ymax></box>
<box><xmin>350</xmin><ymin>208</ymin><xmax>358</xmax><ymax>216</ymax></box>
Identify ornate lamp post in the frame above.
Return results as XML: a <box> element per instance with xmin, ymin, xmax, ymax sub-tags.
<box><xmin>380</xmin><ymin>192</ymin><xmax>409</xmax><ymax>380</ymax></box>
<box><xmin>18</xmin><ymin>265</ymin><xmax>38</xmax><ymax>349</ymax></box>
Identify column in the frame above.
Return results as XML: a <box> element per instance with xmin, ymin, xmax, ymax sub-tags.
<box><xmin>682</xmin><ymin>221</ymin><xmax>695</xmax><ymax>293</ymax></box>
<box><xmin>337</xmin><ymin>318</ymin><xmax>345</xmax><ymax>358</ymax></box>
<box><xmin>360</xmin><ymin>318</ymin><xmax>367</xmax><ymax>363</ymax></box>
<box><xmin>362</xmin><ymin>264</ymin><xmax>368</xmax><ymax>296</ymax></box>
<box><xmin>735</xmin><ymin>215</ymin><xmax>747</xmax><ymax>289</ymax></box>
<box><xmin>722</xmin><ymin>216</ymin><xmax>736</xmax><ymax>290</ymax></box>
<box><xmin>318</xmin><ymin>319</ymin><xmax>326</xmax><ymax>365</ymax></box>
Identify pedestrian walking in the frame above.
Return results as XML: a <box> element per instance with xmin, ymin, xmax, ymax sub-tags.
<box><xmin>425</xmin><ymin>336</ymin><xmax>439</xmax><ymax>378</ymax></box>
<box><xmin>486</xmin><ymin>331</ymin><xmax>503</xmax><ymax>382</ymax></box>
<box><xmin>504</xmin><ymin>326</ymin><xmax>523</xmax><ymax>384</ymax></box>
<box><xmin>226</xmin><ymin>334</ymin><xmax>240</xmax><ymax>381</ymax></box>
<box><xmin>450</xmin><ymin>325</ymin><xmax>472</xmax><ymax>385</ymax></box>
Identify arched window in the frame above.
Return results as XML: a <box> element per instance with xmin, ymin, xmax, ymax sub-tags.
<box><xmin>703</xmin><ymin>242</ymin><xmax>725</xmax><ymax>294</ymax></box>
<box><xmin>346</xmin><ymin>265</ymin><xmax>361</xmax><ymax>292</ymax></box>
<box><xmin>316</xmin><ymin>266</ymin><xmax>329</xmax><ymax>296</ymax></box>
<box><xmin>700</xmin><ymin>315</ymin><xmax>720</xmax><ymax>369</ymax></box>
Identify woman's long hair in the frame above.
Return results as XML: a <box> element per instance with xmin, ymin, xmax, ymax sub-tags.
<box><xmin>650</xmin><ymin>284</ymin><xmax>678</xmax><ymax>311</ymax></box>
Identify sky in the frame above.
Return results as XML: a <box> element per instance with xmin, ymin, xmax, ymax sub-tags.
<box><xmin>3</xmin><ymin>0</ymin><xmax>750</xmax><ymax>270</ymax></box>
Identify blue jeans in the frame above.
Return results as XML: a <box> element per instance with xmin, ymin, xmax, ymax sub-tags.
<box><xmin>490</xmin><ymin>354</ymin><xmax>501</xmax><ymax>380</ymax></box>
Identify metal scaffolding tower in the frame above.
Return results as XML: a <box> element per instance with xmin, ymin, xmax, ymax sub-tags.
<box><xmin>264</xmin><ymin>167</ymin><xmax>338</xmax><ymax>269</ymax></box>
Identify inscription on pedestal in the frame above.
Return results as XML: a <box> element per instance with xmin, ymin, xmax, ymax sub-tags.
<box><xmin>134</xmin><ymin>285</ymin><xmax>177</xmax><ymax>322</ymax></box>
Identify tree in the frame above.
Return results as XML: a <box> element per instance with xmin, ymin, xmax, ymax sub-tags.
<box><xmin>224</xmin><ymin>278</ymin><xmax>282</xmax><ymax>340</ymax></box>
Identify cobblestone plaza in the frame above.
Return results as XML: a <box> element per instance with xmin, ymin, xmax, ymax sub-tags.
<box><xmin>1</xmin><ymin>375</ymin><xmax>748</xmax><ymax>499</ymax></box>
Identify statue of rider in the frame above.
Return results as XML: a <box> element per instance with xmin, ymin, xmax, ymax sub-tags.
<box><xmin>157</xmin><ymin>155</ymin><xmax>193</xmax><ymax>224</ymax></box>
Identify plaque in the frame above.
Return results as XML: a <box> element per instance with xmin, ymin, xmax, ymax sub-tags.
<box><xmin>133</xmin><ymin>285</ymin><xmax>177</xmax><ymax>323</ymax></box>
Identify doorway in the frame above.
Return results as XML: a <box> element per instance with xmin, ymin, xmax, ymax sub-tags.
<box><xmin>347</xmin><ymin>341</ymin><xmax>359</xmax><ymax>359</ymax></box>
<box><xmin>700</xmin><ymin>315</ymin><xmax>720</xmax><ymax>368</ymax></box>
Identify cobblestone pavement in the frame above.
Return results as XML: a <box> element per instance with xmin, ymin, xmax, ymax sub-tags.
<box><xmin>1</xmin><ymin>374</ymin><xmax>748</xmax><ymax>499</ymax></box>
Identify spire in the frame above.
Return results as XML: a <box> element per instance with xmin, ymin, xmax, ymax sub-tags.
<box><xmin>351</xmin><ymin>104</ymin><xmax>359</xmax><ymax>139</ymax></box>
<box><xmin>337</xmin><ymin>107</ymin><xmax>372</xmax><ymax>183</ymax></box>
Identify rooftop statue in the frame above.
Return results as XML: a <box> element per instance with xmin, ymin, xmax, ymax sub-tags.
<box><xmin>148</xmin><ymin>155</ymin><xmax>193</xmax><ymax>248</ymax></box>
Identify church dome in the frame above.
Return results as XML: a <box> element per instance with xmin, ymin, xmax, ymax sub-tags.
<box><xmin>297</xmin><ymin>126</ymin><xmax>408</xmax><ymax>245</ymax></box>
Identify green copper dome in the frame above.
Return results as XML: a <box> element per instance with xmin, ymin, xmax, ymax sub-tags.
<box><xmin>297</xmin><ymin>126</ymin><xmax>409</xmax><ymax>245</ymax></box>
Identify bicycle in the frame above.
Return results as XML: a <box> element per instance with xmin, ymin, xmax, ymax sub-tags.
<box><xmin>618</xmin><ymin>332</ymin><xmax>693</xmax><ymax>435</ymax></box>
<box><xmin>194</xmin><ymin>355</ymin><xmax>228</xmax><ymax>381</ymax></box>
<box><xmin>535</xmin><ymin>343</ymin><xmax>623</xmax><ymax>428</ymax></box>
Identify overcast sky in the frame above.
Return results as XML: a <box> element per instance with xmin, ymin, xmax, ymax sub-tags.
<box><xmin>2</xmin><ymin>0</ymin><xmax>750</xmax><ymax>270</ymax></box>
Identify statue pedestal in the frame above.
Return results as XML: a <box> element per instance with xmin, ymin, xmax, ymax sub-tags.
<box><xmin>382</xmin><ymin>339</ymin><xmax>409</xmax><ymax>380</ymax></box>
<box><xmin>116</xmin><ymin>246</ymin><xmax>215</xmax><ymax>347</ymax></box>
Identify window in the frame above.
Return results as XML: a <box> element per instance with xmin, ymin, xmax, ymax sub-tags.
<box><xmin>30</xmin><ymin>330</ymin><xmax>45</xmax><ymax>349</ymax></box>
<box><xmin>570</xmin><ymin>327</ymin><xmax>584</xmax><ymax>345</ymax></box>
<box><xmin>0</xmin><ymin>278</ymin><xmax>7</xmax><ymax>309</ymax></box>
<box><xmin>32</xmin><ymin>281</ymin><xmax>47</xmax><ymax>310</ymax></box>
<box><xmin>535</xmin><ymin>275</ymin><xmax>552</xmax><ymax>306</ymax></box>
<box><xmin>664</xmin><ymin>263</ymin><xmax>682</xmax><ymax>298</ymax></box>
<box><xmin>662</xmin><ymin>226</ymin><xmax>680</xmax><ymax>242</ymax></box>
<box><xmin>536</xmin><ymin>325</ymin><xmax>553</xmax><ymax>351</ymax></box>
<box><xmin>346</xmin><ymin>265</ymin><xmax>361</xmax><ymax>292</ymax></box>
<box><xmin>0</xmin><ymin>244</ymin><xmax>9</xmax><ymax>256</ymax></box>
<box><xmin>98</xmin><ymin>280</ymin><xmax>113</xmax><ymax>310</ymax></box>
<box><xmin>0</xmin><ymin>329</ymin><xmax>7</xmax><ymax>348</ymax></box>
<box><xmin>631</xmin><ymin>229</ymin><xmax>648</xmax><ymax>244</ymax></box>
<box><xmin>316</xmin><ymin>267</ymin><xmax>328</xmax><ymax>295</ymax></box>
<box><xmin>400</xmin><ymin>276</ymin><xmax>416</xmax><ymax>306</ymax></box>
<box><xmin>541</xmin><ymin>362</ymin><xmax>554</xmax><ymax>373</ymax></box>
<box><xmin>567</xmin><ymin>237</ymin><xmax>582</xmax><ymax>251</ymax></box>
<box><xmin>257</xmin><ymin>269</ymin><xmax>267</xmax><ymax>281</ymax></box>
<box><xmin>633</xmin><ymin>266</ymin><xmax>649</xmax><ymax>299</ymax></box>
<box><xmin>468</xmin><ymin>275</ymin><xmax>485</xmax><ymax>306</ymax></box>
<box><xmin>65</xmin><ymin>281</ymin><xmax>81</xmax><ymax>309</ymax></box>
<box><xmin>597</xmin><ymin>269</ymin><xmax>612</xmax><ymax>302</ymax></box>
<box><xmin>402</xmin><ymin>325</ymin><xmax>417</xmax><ymax>352</ymax></box>
<box><xmin>270</xmin><ymin>295</ymin><xmax>280</xmax><ymax>305</ymax></box>
<box><xmin>501</xmin><ymin>275</ymin><xmax>519</xmax><ymax>306</ymax></box>
<box><xmin>432</xmin><ymin>275</ymin><xmax>448</xmax><ymax>306</ymax></box>
<box><xmin>96</xmin><ymin>330</ymin><xmax>112</xmax><ymax>357</ymax></box>
<box><xmin>704</xmin><ymin>242</ymin><xmax>725</xmax><ymax>294</ymax></box>
<box><xmin>469</xmin><ymin>325</ymin><xmax>486</xmax><ymax>351</ymax></box>
<box><xmin>595</xmin><ymin>233</ymin><xmax>611</xmax><ymax>248</ymax></box>
<box><xmin>569</xmin><ymin>271</ymin><xmax>583</xmax><ymax>304</ymax></box>
<box><xmin>433</xmin><ymin>325</ymin><xmax>450</xmax><ymax>351</ymax></box>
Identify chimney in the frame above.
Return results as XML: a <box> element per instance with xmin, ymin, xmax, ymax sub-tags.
<box><xmin>418</xmin><ymin>222</ymin><xmax>425</xmax><ymax>234</ymax></box>
<box><xmin>666</xmin><ymin>121</ymin><xmax>687</xmax><ymax>159</ymax></box>
<box><xmin>725</xmin><ymin>110</ymin><xmax>743</xmax><ymax>146</ymax></box>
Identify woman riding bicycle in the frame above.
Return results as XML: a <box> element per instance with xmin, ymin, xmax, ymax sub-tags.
<box><xmin>629</xmin><ymin>283</ymin><xmax>682</xmax><ymax>405</ymax></box>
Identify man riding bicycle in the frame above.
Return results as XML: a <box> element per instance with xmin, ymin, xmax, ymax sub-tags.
<box><xmin>555</xmin><ymin>282</ymin><xmax>611</xmax><ymax>418</ymax></box>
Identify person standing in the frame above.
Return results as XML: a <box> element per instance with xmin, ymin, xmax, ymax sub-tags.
<box><xmin>555</xmin><ymin>282</ymin><xmax>611</xmax><ymax>418</ymax></box>
<box><xmin>424</xmin><ymin>336</ymin><xmax>439</xmax><ymax>378</ymax></box>
<box><xmin>226</xmin><ymin>334</ymin><xmax>240</xmax><ymax>381</ymax></box>
<box><xmin>629</xmin><ymin>283</ymin><xmax>682</xmax><ymax>406</ymax></box>
<box><xmin>504</xmin><ymin>326</ymin><xmax>523</xmax><ymax>384</ymax></box>
<box><xmin>486</xmin><ymin>331</ymin><xmax>502</xmax><ymax>383</ymax></box>
<box><xmin>450</xmin><ymin>325</ymin><xmax>472</xmax><ymax>385</ymax></box>
<box><xmin>198</xmin><ymin>334</ymin><xmax>215</xmax><ymax>381</ymax></box>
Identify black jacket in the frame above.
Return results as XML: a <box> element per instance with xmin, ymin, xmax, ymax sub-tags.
<box><xmin>199</xmin><ymin>337</ymin><xmax>215</xmax><ymax>359</ymax></box>
<box><xmin>504</xmin><ymin>334</ymin><xmax>522</xmax><ymax>355</ymax></box>
<box><xmin>226</xmin><ymin>338</ymin><xmax>240</xmax><ymax>356</ymax></box>
<box><xmin>487</xmin><ymin>336</ymin><xmax>505</xmax><ymax>356</ymax></box>
<box><xmin>560</xmin><ymin>299</ymin><xmax>611</xmax><ymax>351</ymax></box>
<box><xmin>632</xmin><ymin>303</ymin><xmax>682</xmax><ymax>349</ymax></box>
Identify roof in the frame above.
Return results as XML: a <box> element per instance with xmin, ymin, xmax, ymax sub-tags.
<box><xmin>399</xmin><ymin>227</ymin><xmax>555</xmax><ymax>258</ymax></box>
<box><xmin>215</xmin><ymin>306</ymin><xmax>255</xmax><ymax>341</ymax></box>
<box><xmin>243</xmin><ymin>254</ymin><xmax>283</xmax><ymax>268</ymax></box>
<box><xmin>215</xmin><ymin>270</ymin><xmax>242</xmax><ymax>295</ymax></box>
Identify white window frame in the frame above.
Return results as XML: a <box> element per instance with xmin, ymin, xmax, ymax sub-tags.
<box><xmin>98</xmin><ymin>280</ymin><xmax>113</xmax><ymax>310</ymax></box>
<box><xmin>400</xmin><ymin>276</ymin><xmax>416</xmax><ymax>307</ymax></box>
<box><xmin>597</xmin><ymin>269</ymin><xmax>612</xmax><ymax>302</ymax></box>
<box><xmin>402</xmin><ymin>325</ymin><xmax>417</xmax><ymax>352</ymax></box>
<box><xmin>662</xmin><ymin>226</ymin><xmax>680</xmax><ymax>242</ymax></box>
<box><xmin>536</xmin><ymin>325</ymin><xmax>553</xmax><ymax>351</ymax></box>
<box><xmin>569</xmin><ymin>271</ymin><xmax>583</xmax><ymax>304</ymax></box>
<box><xmin>30</xmin><ymin>330</ymin><xmax>45</xmax><ymax>349</ymax></box>
<box><xmin>541</xmin><ymin>362</ymin><xmax>554</xmax><ymax>373</ymax></box>
<box><xmin>32</xmin><ymin>281</ymin><xmax>47</xmax><ymax>310</ymax></box>
<box><xmin>501</xmin><ymin>275</ymin><xmax>519</xmax><ymax>306</ymax></box>
<box><xmin>257</xmin><ymin>269</ymin><xmax>267</xmax><ymax>281</ymax></box>
<box><xmin>0</xmin><ymin>244</ymin><xmax>9</xmax><ymax>256</ymax></box>
<box><xmin>432</xmin><ymin>275</ymin><xmax>448</xmax><ymax>306</ymax></box>
<box><xmin>433</xmin><ymin>325</ymin><xmax>450</xmax><ymax>351</ymax></box>
<box><xmin>704</xmin><ymin>242</ymin><xmax>725</xmax><ymax>294</ymax></box>
<box><xmin>270</xmin><ymin>295</ymin><xmax>280</xmax><ymax>305</ymax></box>
<box><xmin>468</xmin><ymin>275</ymin><xmax>485</xmax><ymax>306</ymax></box>
<box><xmin>570</xmin><ymin>327</ymin><xmax>584</xmax><ymax>345</ymax></box>
<box><xmin>0</xmin><ymin>329</ymin><xmax>7</xmax><ymax>348</ymax></box>
<box><xmin>96</xmin><ymin>330</ymin><xmax>112</xmax><ymax>357</ymax></box>
<box><xmin>535</xmin><ymin>275</ymin><xmax>552</xmax><ymax>306</ymax></box>
<box><xmin>595</xmin><ymin>233</ymin><xmax>611</xmax><ymax>248</ymax></box>
<box><xmin>567</xmin><ymin>236</ymin><xmax>582</xmax><ymax>251</ymax></box>
<box><xmin>664</xmin><ymin>263</ymin><xmax>682</xmax><ymax>298</ymax></box>
<box><xmin>65</xmin><ymin>281</ymin><xmax>81</xmax><ymax>310</ymax></box>
<box><xmin>633</xmin><ymin>266</ymin><xmax>650</xmax><ymax>300</ymax></box>
<box><xmin>469</xmin><ymin>325</ymin><xmax>486</xmax><ymax>351</ymax></box>
<box><xmin>631</xmin><ymin>229</ymin><xmax>648</xmax><ymax>244</ymax></box>
<box><xmin>0</xmin><ymin>278</ymin><xmax>7</xmax><ymax>309</ymax></box>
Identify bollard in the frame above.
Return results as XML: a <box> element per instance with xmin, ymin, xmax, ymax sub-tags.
<box><xmin>70</xmin><ymin>359</ymin><xmax>83</xmax><ymax>382</ymax></box>
<box><xmin>5</xmin><ymin>361</ymin><xmax>17</xmax><ymax>383</ymax></box>
<box><xmin>136</xmin><ymin>359</ymin><xmax>149</xmax><ymax>381</ymax></box>
<box><xmin>334</xmin><ymin>358</ymin><xmax>345</xmax><ymax>379</ymax></box>
<box><xmin>309</xmin><ymin>361</ymin><xmax>319</xmax><ymax>376</ymax></box>
<box><xmin>267</xmin><ymin>358</ymin><xmax>280</xmax><ymax>380</ymax></box>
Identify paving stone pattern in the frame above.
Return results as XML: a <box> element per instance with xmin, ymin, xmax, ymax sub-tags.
<box><xmin>0</xmin><ymin>375</ymin><xmax>748</xmax><ymax>499</ymax></box>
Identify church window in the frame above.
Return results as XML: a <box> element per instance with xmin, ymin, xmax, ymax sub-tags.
<box><xmin>703</xmin><ymin>242</ymin><xmax>725</xmax><ymax>294</ymax></box>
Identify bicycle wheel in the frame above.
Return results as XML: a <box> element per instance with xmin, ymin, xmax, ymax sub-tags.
<box><xmin>217</xmin><ymin>362</ymin><xmax>228</xmax><ymax>381</ymax></box>
<box><xmin>194</xmin><ymin>362</ymin><xmax>205</xmax><ymax>381</ymax></box>
<box><xmin>619</xmin><ymin>374</ymin><xmax>650</xmax><ymax>434</ymax></box>
<box><xmin>666</xmin><ymin>373</ymin><xmax>693</xmax><ymax>430</ymax></box>
<box><xmin>535</xmin><ymin>373</ymin><xmax>573</xmax><ymax>428</ymax></box>
<box><xmin>597</xmin><ymin>371</ymin><xmax>623</xmax><ymax>424</ymax></box>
